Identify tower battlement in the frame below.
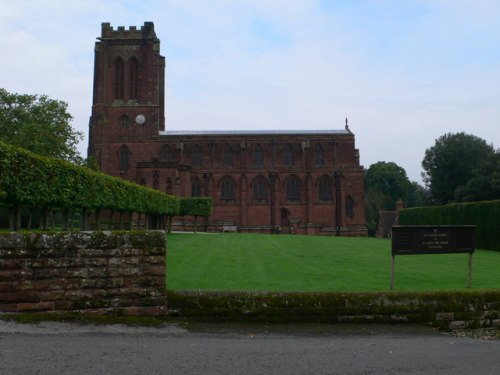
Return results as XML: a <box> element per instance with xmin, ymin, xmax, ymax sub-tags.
<box><xmin>101</xmin><ymin>22</ymin><xmax>157</xmax><ymax>40</ymax></box>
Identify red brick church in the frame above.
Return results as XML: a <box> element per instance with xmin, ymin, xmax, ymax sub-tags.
<box><xmin>88</xmin><ymin>22</ymin><xmax>367</xmax><ymax>236</ymax></box>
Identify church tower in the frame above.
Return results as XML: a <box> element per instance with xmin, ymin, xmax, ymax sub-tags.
<box><xmin>88</xmin><ymin>22</ymin><xmax>165</xmax><ymax>175</ymax></box>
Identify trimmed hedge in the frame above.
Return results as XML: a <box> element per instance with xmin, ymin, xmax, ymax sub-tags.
<box><xmin>179</xmin><ymin>197</ymin><xmax>213</xmax><ymax>217</ymax></box>
<box><xmin>399</xmin><ymin>200</ymin><xmax>500</xmax><ymax>251</ymax></box>
<box><xmin>0</xmin><ymin>140</ymin><xmax>179</xmax><ymax>216</ymax></box>
<box><xmin>179</xmin><ymin>197</ymin><xmax>213</xmax><ymax>233</ymax></box>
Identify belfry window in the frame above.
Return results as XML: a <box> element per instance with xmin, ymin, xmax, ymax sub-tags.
<box><xmin>114</xmin><ymin>57</ymin><xmax>125</xmax><ymax>100</ymax></box>
<box><xmin>119</xmin><ymin>115</ymin><xmax>129</xmax><ymax>128</ymax></box>
<box><xmin>129</xmin><ymin>57</ymin><xmax>139</xmax><ymax>100</ymax></box>
<box><xmin>119</xmin><ymin>145</ymin><xmax>130</xmax><ymax>171</ymax></box>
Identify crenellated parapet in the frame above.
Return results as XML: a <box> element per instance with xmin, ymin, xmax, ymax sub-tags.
<box><xmin>100</xmin><ymin>21</ymin><xmax>157</xmax><ymax>40</ymax></box>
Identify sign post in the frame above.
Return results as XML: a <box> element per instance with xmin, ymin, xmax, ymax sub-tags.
<box><xmin>390</xmin><ymin>225</ymin><xmax>476</xmax><ymax>290</ymax></box>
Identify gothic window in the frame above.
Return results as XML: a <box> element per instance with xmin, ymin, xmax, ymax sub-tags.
<box><xmin>114</xmin><ymin>57</ymin><xmax>125</xmax><ymax>100</ymax></box>
<box><xmin>253</xmin><ymin>175</ymin><xmax>268</xmax><ymax>202</ymax></box>
<box><xmin>192</xmin><ymin>144</ymin><xmax>203</xmax><ymax>166</ymax></box>
<box><xmin>153</xmin><ymin>170</ymin><xmax>159</xmax><ymax>190</ymax></box>
<box><xmin>345</xmin><ymin>195</ymin><xmax>355</xmax><ymax>218</ymax></box>
<box><xmin>129</xmin><ymin>57</ymin><xmax>139</xmax><ymax>100</ymax></box>
<box><xmin>223</xmin><ymin>144</ymin><xmax>233</xmax><ymax>167</ymax></box>
<box><xmin>166</xmin><ymin>178</ymin><xmax>173</xmax><ymax>194</ymax></box>
<box><xmin>220</xmin><ymin>176</ymin><xmax>236</xmax><ymax>201</ymax></box>
<box><xmin>284</xmin><ymin>143</ymin><xmax>294</xmax><ymax>166</ymax></box>
<box><xmin>286</xmin><ymin>175</ymin><xmax>301</xmax><ymax>202</ymax></box>
<box><xmin>318</xmin><ymin>175</ymin><xmax>333</xmax><ymax>201</ymax></box>
<box><xmin>314</xmin><ymin>144</ymin><xmax>325</xmax><ymax>166</ymax></box>
<box><xmin>253</xmin><ymin>144</ymin><xmax>264</xmax><ymax>166</ymax></box>
<box><xmin>119</xmin><ymin>114</ymin><xmax>130</xmax><ymax>128</ymax></box>
<box><xmin>191</xmin><ymin>177</ymin><xmax>203</xmax><ymax>197</ymax></box>
<box><xmin>160</xmin><ymin>145</ymin><xmax>173</xmax><ymax>162</ymax></box>
<box><xmin>119</xmin><ymin>145</ymin><xmax>129</xmax><ymax>171</ymax></box>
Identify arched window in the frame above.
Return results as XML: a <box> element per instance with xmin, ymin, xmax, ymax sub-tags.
<box><xmin>191</xmin><ymin>177</ymin><xmax>203</xmax><ymax>197</ymax></box>
<box><xmin>119</xmin><ymin>114</ymin><xmax>129</xmax><ymax>128</ymax></box>
<box><xmin>192</xmin><ymin>144</ymin><xmax>203</xmax><ymax>166</ymax></box>
<box><xmin>119</xmin><ymin>145</ymin><xmax>129</xmax><ymax>171</ymax></box>
<box><xmin>253</xmin><ymin>144</ymin><xmax>264</xmax><ymax>166</ymax></box>
<box><xmin>314</xmin><ymin>144</ymin><xmax>324</xmax><ymax>166</ymax></box>
<box><xmin>284</xmin><ymin>143</ymin><xmax>294</xmax><ymax>166</ymax></box>
<box><xmin>286</xmin><ymin>175</ymin><xmax>301</xmax><ymax>201</ymax></box>
<box><xmin>253</xmin><ymin>175</ymin><xmax>268</xmax><ymax>202</ymax></box>
<box><xmin>318</xmin><ymin>175</ymin><xmax>333</xmax><ymax>201</ymax></box>
<box><xmin>223</xmin><ymin>144</ymin><xmax>233</xmax><ymax>166</ymax></box>
<box><xmin>129</xmin><ymin>57</ymin><xmax>139</xmax><ymax>100</ymax></box>
<box><xmin>220</xmin><ymin>176</ymin><xmax>236</xmax><ymax>201</ymax></box>
<box><xmin>160</xmin><ymin>145</ymin><xmax>173</xmax><ymax>162</ymax></box>
<box><xmin>114</xmin><ymin>57</ymin><xmax>124</xmax><ymax>100</ymax></box>
<box><xmin>345</xmin><ymin>195</ymin><xmax>355</xmax><ymax>218</ymax></box>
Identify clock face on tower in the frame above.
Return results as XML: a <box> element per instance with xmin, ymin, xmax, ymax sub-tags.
<box><xmin>135</xmin><ymin>114</ymin><xmax>146</xmax><ymax>125</ymax></box>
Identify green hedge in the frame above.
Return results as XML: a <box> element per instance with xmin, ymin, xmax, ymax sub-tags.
<box><xmin>399</xmin><ymin>200</ymin><xmax>500</xmax><ymax>251</ymax></box>
<box><xmin>179</xmin><ymin>197</ymin><xmax>213</xmax><ymax>217</ymax></box>
<box><xmin>179</xmin><ymin>197</ymin><xmax>213</xmax><ymax>233</ymax></box>
<box><xmin>0</xmin><ymin>140</ymin><xmax>179</xmax><ymax>216</ymax></box>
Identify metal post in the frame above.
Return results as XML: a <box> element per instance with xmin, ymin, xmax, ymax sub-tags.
<box><xmin>390</xmin><ymin>254</ymin><xmax>395</xmax><ymax>290</ymax></box>
<box><xmin>467</xmin><ymin>253</ymin><xmax>473</xmax><ymax>289</ymax></box>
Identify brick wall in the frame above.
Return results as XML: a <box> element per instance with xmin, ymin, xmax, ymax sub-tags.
<box><xmin>0</xmin><ymin>231</ymin><xmax>167</xmax><ymax>316</ymax></box>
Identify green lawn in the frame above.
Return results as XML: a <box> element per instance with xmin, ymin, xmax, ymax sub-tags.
<box><xmin>166</xmin><ymin>233</ymin><xmax>500</xmax><ymax>292</ymax></box>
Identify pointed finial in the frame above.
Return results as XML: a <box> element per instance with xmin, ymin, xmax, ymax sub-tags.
<box><xmin>345</xmin><ymin>117</ymin><xmax>349</xmax><ymax>130</ymax></box>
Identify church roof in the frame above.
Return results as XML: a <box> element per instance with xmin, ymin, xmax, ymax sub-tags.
<box><xmin>159</xmin><ymin>129</ymin><xmax>351</xmax><ymax>136</ymax></box>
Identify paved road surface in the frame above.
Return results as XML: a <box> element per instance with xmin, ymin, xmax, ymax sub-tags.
<box><xmin>0</xmin><ymin>320</ymin><xmax>498</xmax><ymax>374</ymax></box>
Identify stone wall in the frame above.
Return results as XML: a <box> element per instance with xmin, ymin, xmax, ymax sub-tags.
<box><xmin>0</xmin><ymin>231</ymin><xmax>166</xmax><ymax>316</ymax></box>
<box><xmin>167</xmin><ymin>290</ymin><xmax>500</xmax><ymax>330</ymax></box>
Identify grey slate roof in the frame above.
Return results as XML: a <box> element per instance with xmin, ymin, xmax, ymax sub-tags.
<box><xmin>159</xmin><ymin>129</ymin><xmax>350</xmax><ymax>136</ymax></box>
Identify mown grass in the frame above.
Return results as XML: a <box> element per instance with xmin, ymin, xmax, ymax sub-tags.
<box><xmin>166</xmin><ymin>233</ymin><xmax>500</xmax><ymax>292</ymax></box>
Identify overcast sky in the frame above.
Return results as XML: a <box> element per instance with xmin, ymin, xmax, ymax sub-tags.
<box><xmin>2</xmin><ymin>0</ymin><xmax>499</xmax><ymax>182</ymax></box>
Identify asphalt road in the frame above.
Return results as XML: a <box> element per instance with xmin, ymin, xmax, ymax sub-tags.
<box><xmin>0</xmin><ymin>320</ymin><xmax>498</xmax><ymax>374</ymax></box>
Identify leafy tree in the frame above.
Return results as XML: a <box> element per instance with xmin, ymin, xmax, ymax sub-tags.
<box><xmin>365</xmin><ymin>162</ymin><xmax>411</xmax><ymax>210</ymax></box>
<box><xmin>406</xmin><ymin>181</ymin><xmax>432</xmax><ymax>207</ymax></box>
<box><xmin>422</xmin><ymin>132</ymin><xmax>495</xmax><ymax>204</ymax></box>
<box><xmin>454</xmin><ymin>151</ymin><xmax>500</xmax><ymax>202</ymax></box>
<box><xmin>0</xmin><ymin>88</ymin><xmax>83</xmax><ymax>163</ymax></box>
<box><xmin>179</xmin><ymin>197</ymin><xmax>213</xmax><ymax>234</ymax></box>
<box><xmin>364</xmin><ymin>161</ymin><xmax>412</xmax><ymax>236</ymax></box>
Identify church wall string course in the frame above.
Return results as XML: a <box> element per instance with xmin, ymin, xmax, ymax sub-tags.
<box><xmin>88</xmin><ymin>22</ymin><xmax>367</xmax><ymax>236</ymax></box>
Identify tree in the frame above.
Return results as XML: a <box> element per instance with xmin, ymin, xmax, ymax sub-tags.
<box><xmin>0</xmin><ymin>88</ymin><xmax>83</xmax><ymax>163</ymax></box>
<box><xmin>406</xmin><ymin>181</ymin><xmax>432</xmax><ymax>208</ymax></box>
<box><xmin>365</xmin><ymin>162</ymin><xmax>411</xmax><ymax>210</ymax></box>
<box><xmin>364</xmin><ymin>161</ymin><xmax>412</xmax><ymax>236</ymax></box>
<box><xmin>179</xmin><ymin>197</ymin><xmax>213</xmax><ymax>234</ymax></box>
<box><xmin>422</xmin><ymin>132</ymin><xmax>495</xmax><ymax>204</ymax></box>
<box><xmin>454</xmin><ymin>151</ymin><xmax>500</xmax><ymax>202</ymax></box>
